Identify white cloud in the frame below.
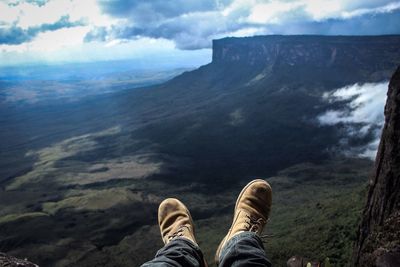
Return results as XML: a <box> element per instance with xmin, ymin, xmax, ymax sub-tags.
<box><xmin>248</xmin><ymin>1</ymin><xmax>304</xmax><ymax>24</ymax></box>
<box><xmin>0</xmin><ymin>36</ymin><xmax>211</xmax><ymax>67</ymax></box>
<box><xmin>319</xmin><ymin>82</ymin><xmax>387</xmax><ymax>125</ymax></box>
<box><xmin>221</xmin><ymin>27</ymin><xmax>264</xmax><ymax>37</ymax></box>
<box><xmin>303</xmin><ymin>0</ymin><xmax>343</xmax><ymax>20</ymax></box>
<box><xmin>318</xmin><ymin>82</ymin><xmax>388</xmax><ymax>159</ymax></box>
<box><xmin>28</xmin><ymin>26</ymin><xmax>91</xmax><ymax>52</ymax></box>
<box><xmin>0</xmin><ymin>0</ymin><xmax>118</xmax><ymax>28</ymax></box>
<box><xmin>17</xmin><ymin>1</ymin><xmax>68</xmax><ymax>28</ymax></box>
<box><xmin>0</xmin><ymin>26</ymin><xmax>91</xmax><ymax>53</ymax></box>
<box><xmin>230</xmin><ymin>0</ymin><xmax>400</xmax><ymax>24</ymax></box>
<box><xmin>340</xmin><ymin>1</ymin><xmax>400</xmax><ymax>19</ymax></box>
<box><xmin>222</xmin><ymin>0</ymin><xmax>255</xmax><ymax>17</ymax></box>
<box><xmin>0</xmin><ymin>0</ymin><xmax>127</xmax><ymax>63</ymax></box>
<box><xmin>0</xmin><ymin>2</ymin><xmax>20</xmax><ymax>25</ymax></box>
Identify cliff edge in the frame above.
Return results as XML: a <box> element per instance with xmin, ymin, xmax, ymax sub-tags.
<box><xmin>353</xmin><ymin>66</ymin><xmax>400</xmax><ymax>266</ymax></box>
<box><xmin>210</xmin><ymin>35</ymin><xmax>400</xmax><ymax>85</ymax></box>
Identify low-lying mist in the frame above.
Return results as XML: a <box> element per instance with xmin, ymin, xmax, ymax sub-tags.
<box><xmin>318</xmin><ymin>81</ymin><xmax>388</xmax><ymax>158</ymax></box>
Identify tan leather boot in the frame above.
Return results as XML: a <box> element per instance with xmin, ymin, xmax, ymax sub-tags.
<box><xmin>215</xmin><ymin>179</ymin><xmax>272</xmax><ymax>265</ymax></box>
<box><xmin>158</xmin><ymin>198</ymin><xmax>197</xmax><ymax>245</ymax></box>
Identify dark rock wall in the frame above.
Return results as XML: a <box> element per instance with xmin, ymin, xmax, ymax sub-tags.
<box><xmin>353</xmin><ymin>66</ymin><xmax>400</xmax><ymax>266</ymax></box>
<box><xmin>212</xmin><ymin>35</ymin><xmax>400</xmax><ymax>72</ymax></box>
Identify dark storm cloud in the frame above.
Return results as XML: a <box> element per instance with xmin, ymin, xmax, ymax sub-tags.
<box><xmin>87</xmin><ymin>0</ymin><xmax>400</xmax><ymax>50</ymax></box>
<box><xmin>0</xmin><ymin>16</ymin><xmax>85</xmax><ymax>45</ymax></box>
<box><xmin>266</xmin><ymin>10</ymin><xmax>400</xmax><ymax>35</ymax></box>
<box><xmin>98</xmin><ymin>0</ymin><xmax>232</xmax><ymax>21</ymax></box>
<box><xmin>85</xmin><ymin>9</ymin><xmax>249</xmax><ymax>49</ymax></box>
<box><xmin>88</xmin><ymin>0</ymin><xmax>241</xmax><ymax>49</ymax></box>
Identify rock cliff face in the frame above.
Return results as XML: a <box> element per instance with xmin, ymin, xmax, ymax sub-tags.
<box><xmin>353</xmin><ymin>66</ymin><xmax>400</xmax><ymax>266</ymax></box>
<box><xmin>212</xmin><ymin>36</ymin><xmax>400</xmax><ymax>83</ymax></box>
<box><xmin>212</xmin><ymin>35</ymin><xmax>400</xmax><ymax>67</ymax></box>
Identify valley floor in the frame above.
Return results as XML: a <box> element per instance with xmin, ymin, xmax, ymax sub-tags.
<box><xmin>0</xmin><ymin>157</ymin><xmax>371</xmax><ymax>267</ymax></box>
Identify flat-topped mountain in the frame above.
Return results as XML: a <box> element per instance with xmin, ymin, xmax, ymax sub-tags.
<box><xmin>211</xmin><ymin>35</ymin><xmax>400</xmax><ymax>84</ymax></box>
<box><xmin>213</xmin><ymin>35</ymin><xmax>400</xmax><ymax>66</ymax></box>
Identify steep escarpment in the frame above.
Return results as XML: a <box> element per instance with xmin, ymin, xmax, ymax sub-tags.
<box><xmin>211</xmin><ymin>35</ymin><xmax>400</xmax><ymax>84</ymax></box>
<box><xmin>353</xmin><ymin>66</ymin><xmax>400</xmax><ymax>266</ymax></box>
<box><xmin>212</xmin><ymin>35</ymin><xmax>400</xmax><ymax>67</ymax></box>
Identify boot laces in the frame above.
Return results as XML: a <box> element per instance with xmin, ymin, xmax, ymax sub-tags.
<box><xmin>167</xmin><ymin>225</ymin><xmax>188</xmax><ymax>241</ymax></box>
<box><xmin>244</xmin><ymin>214</ymin><xmax>266</xmax><ymax>233</ymax></box>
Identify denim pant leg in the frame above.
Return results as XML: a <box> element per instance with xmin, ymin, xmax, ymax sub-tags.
<box><xmin>141</xmin><ymin>238</ymin><xmax>206</xmax><ymax>267</ymax></box>
<box><xmin>219</xmin><ymin>232</ymin><xmax>272</xmax><ymax>267</ymax></box>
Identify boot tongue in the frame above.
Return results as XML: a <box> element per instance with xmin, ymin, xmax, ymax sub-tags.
<box><xmin>161</xmin><ymin>211</ymin><xmax>189</xmax><ymax>233</ymax></box>
<box><xmin>239</xmin><ymin>201</ymin><xmax>269</xmax><ymax>222</ymax></box>
<box><xmin>239</xmin><ymin>196</ymin><xmax>270</xmax><ymax>222</ymax></box>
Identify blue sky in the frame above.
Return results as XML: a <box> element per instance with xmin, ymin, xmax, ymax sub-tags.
<box><xmin>1</xmin><ymin>0</ymin><xmax>400</xmax><ymax>67</ymax></box>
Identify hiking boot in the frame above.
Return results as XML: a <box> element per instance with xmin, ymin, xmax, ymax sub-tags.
<box><xmin>158</xmin><ymin>198</ymin><xmax>197</xmax><ymax>245</ymax></box>
<box><xmin>215</xmin><ymin>179</ymin><xmax>272</xmax><ymax>265</ymax></box>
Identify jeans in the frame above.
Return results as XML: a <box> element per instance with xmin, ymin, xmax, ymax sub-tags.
<box><xmin>141</xmin><ymin>232</ymin><xmax>272</xmax><ymax>267</ymax></box>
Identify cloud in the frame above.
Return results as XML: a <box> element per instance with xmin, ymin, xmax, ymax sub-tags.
<box><xmin>1</xmin><ymin>0</ymin><xmax>400</xmax><ymax>64</ymax></box>
<box><xmin>85</xmin><ymin>10</ymin><xmax>251</xmax><ymax>49</ymax></box>
<box><xmin>6</xmin><ymin>1</ymin><xmax>50</xmax><ymax>6</ymax></box>
<box><xmin>98</xmin><ymin>0</ymin><xmax>229</xmax><ymax>21</ymax></box>
<box><xmin>0</xmin><ymin>0</ymin><xmax>117</xmax><ymax>45</ymax></box>
<box><xmin>298</xmin><ymin>8</ymin><xmax>400</xmax><ymax>35</ymax></box>
<box><xmin>0</xmin><ymin>36</ymin><xmax>211</xmax><ymax>67</ymax></box>
<box><xmin>247</xmin><ymin>1</ymin><xmax>306</xmax><ymax>24</ymax></box>
<box><xmin>317</xmin><ymin>82</ymin><xmax>388</xmax><ymax>158</ymax></box>
<box><xmin>86</xmin><ymin>0</ymin><xmax>400</xmax><ymax>50</ymax></box>
<box><xmin>340</xmin><ymin>1</ymin><xmax>400</xmax><ymax>19</ymax></box>
<box><xmin>0</xmin><ymin>15</ymin><xmax>85</xmax><ymax>45</ymax></box>
<box><xmin>6</xmin><ymin>0</ymin><xmax>49</xmax><ymax>7</ymax></box>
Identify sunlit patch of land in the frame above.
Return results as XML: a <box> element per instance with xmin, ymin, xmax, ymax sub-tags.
<box><xmin>6</xmin><ymin>126</ymin><xmax>162</xmax><ymax>190</ymax></box>
<box><xmin>0</xmin><ymin>212</ymin><xmax>49</xmax><ymax>224</ymax></box>
<box><xmin>42</xmin><ymin>188</ymin><xmax>161</xmax><ymax>215</ymax></box>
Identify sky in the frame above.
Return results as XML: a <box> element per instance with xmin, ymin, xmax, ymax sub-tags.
<box><xmin>1</xmin><ymin>0</ymin><xmax>400</xmax><ymax>66</ymax></box>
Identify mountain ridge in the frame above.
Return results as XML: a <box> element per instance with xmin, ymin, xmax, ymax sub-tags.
<box><xmin>210</xmin><ymin>35</ymin><xmax>400</xmax><ymax>87</ymax></box>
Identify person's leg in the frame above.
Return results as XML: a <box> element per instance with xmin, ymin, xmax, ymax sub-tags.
<box><xmin>141</xmin><ymin>198</ymin><xmax>207</xmax><ymax>267</ymax></box>
<box><xmin>218</xmin><ymin>232</ymin><xmax>271</xmax><ymax>267</ymax></box>
<box><xmin>141</xmin><ymin>237</ymin><xmax>205</xmax><ymax>267</ymax></box>
<box><xmin>215</xmin><ymin>179</ymin><xmax>272</xmax><ymax>267</ymax></box>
